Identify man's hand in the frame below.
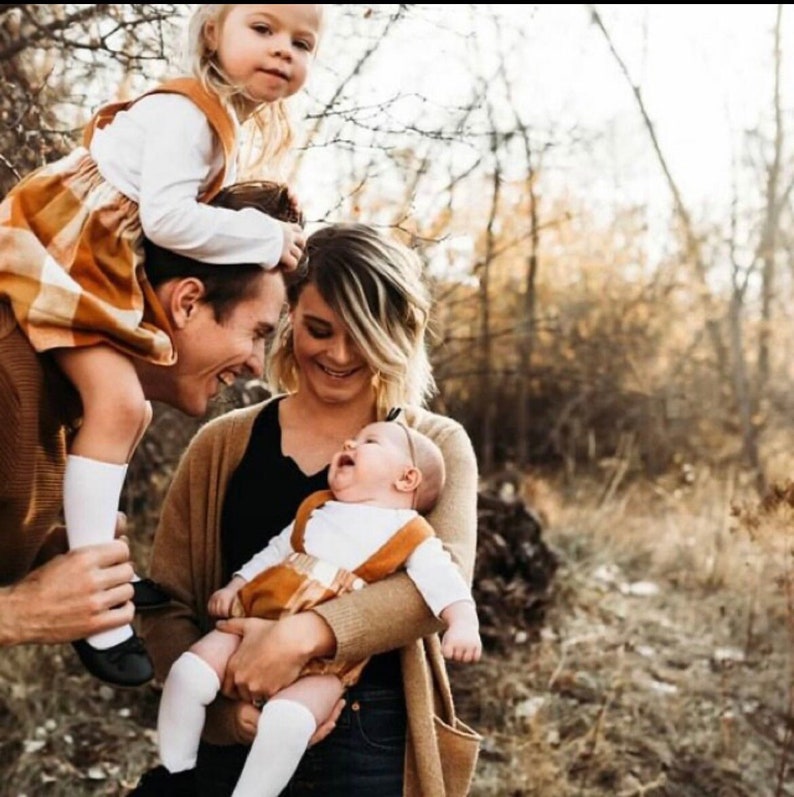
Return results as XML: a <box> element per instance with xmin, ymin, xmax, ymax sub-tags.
<box><xmin>0</xmin><ymin>539</ymin><xmax>135</xmax><ymax>646</ymax></box>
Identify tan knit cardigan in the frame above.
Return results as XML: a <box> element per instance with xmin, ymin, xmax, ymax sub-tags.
<box><xmin>141</xmin><ymin>398</ymin><xmax>482</xmax><ymax>796</ymax></box>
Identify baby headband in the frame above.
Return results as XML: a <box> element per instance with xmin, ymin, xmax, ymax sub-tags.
<box><xmin>386</xmin><ymin>407</ymin><xmax>419</xmax><ymax>509</ymax></box>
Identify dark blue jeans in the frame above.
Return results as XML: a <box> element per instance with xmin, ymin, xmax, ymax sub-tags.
<box><xmin>195</xmin><ymin>683</ymin><xmax>407</xmax><ymax>797</ymax></box>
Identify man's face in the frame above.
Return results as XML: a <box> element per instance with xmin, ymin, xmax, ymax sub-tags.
<box><xmin>165</xmin><ymin>270</ymin><xmax>285</xmax><ymax>417</ymax></box>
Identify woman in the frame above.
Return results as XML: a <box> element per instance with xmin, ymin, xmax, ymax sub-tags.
<box><xmin>140</xmin><ymin>223</ymin><xmax>481</xmax><ymax>796</ymax></box>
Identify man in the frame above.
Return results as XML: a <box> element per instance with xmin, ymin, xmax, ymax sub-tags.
<box><xmin>0</xmin><ymin>181</ymin><xmax>294</xmax><ymax>655</ymax></box>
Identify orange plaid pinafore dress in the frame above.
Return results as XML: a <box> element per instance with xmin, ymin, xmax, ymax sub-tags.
<box><xmin>231</xmin><ymin>489</ymin><xmax>435</xmax><ymax>687</ymax></box>
<box><xmin>0</xmin><ymin>77</ymin><xmax>237</xmax><ymax>364</ymax></box>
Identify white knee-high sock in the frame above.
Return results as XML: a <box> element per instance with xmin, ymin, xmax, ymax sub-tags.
<box><xmin>232</xmin><ymin>699</ymin><xmax>317</xmax><ymax>797</ymax></box>
<box><xmin>158</xmin><ymin>652</ymin><xmax>221</xmax><ymax>773</ymax></box>
<box><xmin>63</xmin><ymin>454</ymin><xmax>130</xmax><ymax>649</ymax></box>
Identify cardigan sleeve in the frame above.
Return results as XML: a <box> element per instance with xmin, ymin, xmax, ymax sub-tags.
<box><xmin>139</xmin><ymin>430</ymin><xmax>212</xmax><ymax>683</ymax></box>
<box><xmin>139</xmin><ymin>404</ymin><xmax>264</xmax><ymax>746</ymax></box>
<box><xmin>312</xmin><ymin>420</ymin><xmax>479</xmax><ymax>663</ymax></box>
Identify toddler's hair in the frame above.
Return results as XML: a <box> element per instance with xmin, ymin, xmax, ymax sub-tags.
<box><xmin>181</xmin><ymin>5</ymin><xmax>298</xmax><ymax>176</ymax></box>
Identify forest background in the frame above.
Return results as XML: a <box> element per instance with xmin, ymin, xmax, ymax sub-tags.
<box><xmin>1</xmin><ymin>4</ymin><xmax>794</xmax><ymax>796</ymax></box>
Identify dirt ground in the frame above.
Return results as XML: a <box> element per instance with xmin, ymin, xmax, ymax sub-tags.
<box><xmin>0</xmin><ymin>472</ymin><xmax>792</xmax><ymax>796</ymax></box>
<box><xmin>453</xmin><ymin>475</ymin><xmax>794</xmax><ymax>797</ymax></box>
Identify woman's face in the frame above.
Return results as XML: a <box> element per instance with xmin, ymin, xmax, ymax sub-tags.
<box><xmin>290</xmin><ymin>283</ymin><xmax>375</xmax><ymax>407</ymax></box>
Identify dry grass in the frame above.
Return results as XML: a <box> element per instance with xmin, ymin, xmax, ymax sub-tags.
<box><xmin>453</xmin><ymin>465</ymin><xmax>794</xmax><ymax>796</ymax></box>
<box><xmin>1</xmin><ymin>464</ymin><xmax>793</xmax><ymax>795</ymax></box>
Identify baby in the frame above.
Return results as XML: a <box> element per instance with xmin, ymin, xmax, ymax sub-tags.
<box><xmin>156</xmin><ymin>419</ymin><xmax>481</xmax><ymax>797</ymax></box>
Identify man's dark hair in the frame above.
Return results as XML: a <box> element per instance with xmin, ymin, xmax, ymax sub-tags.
<box><xmin>143</xmin><ymin>180</ymin><xmax>302</xmax><ymax>322</ymax></box>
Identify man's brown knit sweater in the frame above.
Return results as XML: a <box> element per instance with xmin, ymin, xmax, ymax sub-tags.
<box><xmin>0</xmin><ymin>302</ymin><xmax>80</xmax><ymax>584</ymax></box>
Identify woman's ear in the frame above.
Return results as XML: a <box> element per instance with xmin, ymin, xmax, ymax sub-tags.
<box><xmin>170</xmin><ymin>277</ymin><xmax>205</xmax><ymax>329</ymax></box>
<box><xmin>395</xmin><ymin>466</ymin><xmax>422</xmax><ymax>495</ymax></box>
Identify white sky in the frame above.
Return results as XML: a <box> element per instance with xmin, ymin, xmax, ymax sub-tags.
<box><xmin>578</xmin><ymin>4</ymin><xmax>789</xmax><ymax>205</ymax></box>
<box><xmin>310</xmin><ymin>4</ymin><xmax>790</xmax><ymax>221</ymax></box>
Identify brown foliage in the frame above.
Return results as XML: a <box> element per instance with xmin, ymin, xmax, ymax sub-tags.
<box><xmin>0</xmin><ymin>5</ymin><xmax>181</xmax><ymax>196</ymax></box>
<box><xmin>474</xmin><ymin>490</ymin><xmax>559</xmax><ymax>652</ymax></box>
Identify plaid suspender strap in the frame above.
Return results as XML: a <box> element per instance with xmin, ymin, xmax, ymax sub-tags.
<box><xmin>355</xmin><ymin>515</ymin><xmax>434</xmax><ymax>583</ymax></box>
<box><xmin>289</xmin><ymin>490</ymin><xmax>434</xmax><ymax>582</ymax></box>
<box><xmin>81</xmin><ymin>77</ymin><xmax>237</xmax><ymax>203</ymax></box>
<box><xmin>290</xmin><ymin>490</ymin><xmax>335</xmax><ymax>552</ymax></box>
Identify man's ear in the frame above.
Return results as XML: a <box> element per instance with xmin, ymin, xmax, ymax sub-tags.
<box><xmin>170</xmin><ymin>278</ymin><xmax>206</xmax><ymax>329</ymax></box>
<box><xmin>395</xmin><ymin>466</ymin><xmax>422</xmax><ymax>495</ymax></box>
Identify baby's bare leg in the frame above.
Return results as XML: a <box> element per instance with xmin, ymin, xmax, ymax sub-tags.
<box><xmin>232</xmin><ymin>674</ymin><xmax>344</xmax><ymax>797</ymax></box>
<box><xmin>190</xmin><ymin>629</ymin><xmax>243</xmax><ymax>681</ymax></box>
<box><xmin>273</xmin><ymin>673</ymin><xmax>345</xmax><ymax>726</ymax></box>
<box><xmin>158</xmin><ymin>631</ymin><xmax>242</xmax><ymax>773</ymax></box>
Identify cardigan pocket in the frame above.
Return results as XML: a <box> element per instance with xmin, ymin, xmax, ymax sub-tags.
<box><xmin>433</xmin><ymin>713</ymin><xmax>481</xmax><ymax>797</ymax></box>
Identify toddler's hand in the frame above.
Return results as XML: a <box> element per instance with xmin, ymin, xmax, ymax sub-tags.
<box><xmin>286</xmin><ymin>188</ymin><xmax>302</xmax><ymax>219</ymax></box>
<box><xmin>441</xmin><ymin>623</ymin><xmax>483</xmax><ymax>664</ymax></box>
<box><xmin>279</xmin><ymin>221</ymin><xmax>306</xmax><ymax>272</ymax></box>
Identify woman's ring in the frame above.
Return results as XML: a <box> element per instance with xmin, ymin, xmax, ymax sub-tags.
<box><xmin>252</xmin><ymin>697</ymin><xmax>264</xmax><ymax>708</ymax></box>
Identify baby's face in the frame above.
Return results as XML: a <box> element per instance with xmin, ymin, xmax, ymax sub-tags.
<box><xmin>328</xmin><ymin>422</ymin><xmax>413</xmax><ymax>504</ymax></box>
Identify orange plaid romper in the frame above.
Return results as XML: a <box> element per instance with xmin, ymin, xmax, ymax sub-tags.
<box><xmin>0</xmin><ymin>78</ymin><xmax>237</xmax><ymax>364</ymax></box>
<box><xmin>232</xmin><ymin>489</ymin><xmax>435</xmax><ymax>687</ymax></box>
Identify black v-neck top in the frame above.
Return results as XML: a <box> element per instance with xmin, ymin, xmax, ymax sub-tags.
<box><xmin>220</xmin><ymin>397</ymin><xmax>400</xmax><ymax>688</ymax></box>
<box><xmin>221</xmin><ymin>398</ymin><xmax>330</xmax><ymax>575</ymax></box>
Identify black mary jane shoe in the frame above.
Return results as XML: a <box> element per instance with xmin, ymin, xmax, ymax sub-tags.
<box><xmin>132</xmin><ymin>577</ymin><xmax>172</xmax><ymax>610</ymax></box>
<box><xmin>128</xmin><ymin>764</ymin><xmax>197</xmax><ymax>796</ymax></box>
<box><xmin>71</xmin><ymin>634</ymin><xmax>153</xmax><ymax>687</ymax></box>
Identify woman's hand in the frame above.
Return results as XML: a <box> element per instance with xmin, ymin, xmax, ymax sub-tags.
<box><xmin>278</xmin><ymin>222</ymin><xmax>306</xmax><ymax>272</ymax></box>
<box><xmin>214</xmin><ymin>617</ymin><xmax>277</xmax><ymax>704</ymax></box>
<box><xmin>225</xmin><ymin>694</ymin><xmax>345</xmax><ymax>747</ymax></box>
<box><xmin>216</xmin><ymin>612</ymin><xmax>336</xmax><ymax>703</ymax></box>
<box><xmin>230</xmin><ymin>700</ymin><xmax>261</xmax><ymax>744</ymax></box>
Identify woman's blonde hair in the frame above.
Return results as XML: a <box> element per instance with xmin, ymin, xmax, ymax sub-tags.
<box><xmin>267</xmin><ymin>223</ymin><xmax>437</xmax><ymax>417</ymax></box>
<box><xmin>182</xmin><ymin>4</ymin><xmax>306</xmax><ymax>176</ymax></box>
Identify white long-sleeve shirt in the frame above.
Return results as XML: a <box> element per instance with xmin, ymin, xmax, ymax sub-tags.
<box><xmin>235</xmin><ymin>501</ymin><xmax>474</xmax><ymax>618</ymax></box>
<box><xmin>89</xmin><ymin>93</ymin><xmax>284</xmax><ymax>267</ymax></box>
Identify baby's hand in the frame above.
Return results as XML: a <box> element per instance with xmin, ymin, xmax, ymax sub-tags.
<box><xmin>208</xmin><ymin>586</ymin><xmax>238</xmax><ymax>618</ymax></box>
<box><xmin>279</xmin><ymin>221</ymin><xmax>306</xmax><ymax>272</ymax></box>
<box><xmin>441</xmin><ymin>623</ymin><xmax>483</xmax><ymax>663</ymax></box>
<box><xmin>439</xmin><ymin>600</ymin><xmax>482</xmax><ymax>663</ymax></box>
